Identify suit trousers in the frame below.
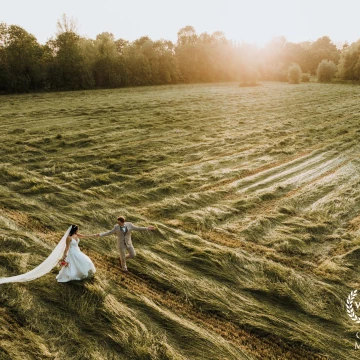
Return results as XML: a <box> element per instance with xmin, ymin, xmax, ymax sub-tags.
<box><xmin>119</xmin><ymin>244</ymin><xmax>136</xmax><ymax>269</ymax></box>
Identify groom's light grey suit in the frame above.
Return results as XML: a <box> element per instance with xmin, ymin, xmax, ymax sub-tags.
<box><xmin>100</xmin><ymin>222</ymin><xmax>148</xmax><ymax>270</ymax></box>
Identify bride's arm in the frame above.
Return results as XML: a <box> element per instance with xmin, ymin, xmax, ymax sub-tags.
<box><xmin>62</xmin><ymin>236</ymin><xmax>71</xmax><ymax>260</ymax></box>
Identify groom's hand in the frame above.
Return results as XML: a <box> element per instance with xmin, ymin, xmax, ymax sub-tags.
<box><xmin>95</xmin><ymin>233</ymin><xmax>100</xmax><ymax>237</ymax></box>
<box><xmin>147</xmin><ymin>226</ymin><xmax>155</xmax><ymax>231</ymax></box>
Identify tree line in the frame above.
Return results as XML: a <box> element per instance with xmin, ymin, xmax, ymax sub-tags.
<box><xmin>1</xmin><ymin>20</ymin><xmax>360</xmax><ymax>93</ymax></box>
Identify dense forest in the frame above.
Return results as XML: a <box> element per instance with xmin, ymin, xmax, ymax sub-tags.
<box><xmin>1</xmin><ymin>17</ymin><xmax>360</xmax><ymax>93</ymax></box>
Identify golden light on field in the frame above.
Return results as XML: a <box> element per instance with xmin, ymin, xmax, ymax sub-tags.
<box><xmin>1</xmin><ymin>82</ymin><xmax>360</xmax><ymax>359</ymax></box>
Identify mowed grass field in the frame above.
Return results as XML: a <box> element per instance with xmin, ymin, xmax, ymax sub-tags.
<box><xmin>1</xmin><ymin>82</ymin><xmax>360</xmax><ymax>360</ymax></box>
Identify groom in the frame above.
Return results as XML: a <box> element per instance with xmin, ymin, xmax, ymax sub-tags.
<box><xmin>96</xmin><ymin>216</ymin><xmax>155</xmax><ymax>272</ymax></box>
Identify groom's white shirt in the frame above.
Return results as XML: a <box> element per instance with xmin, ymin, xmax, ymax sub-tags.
<box><xmin>100</xmin><ymin>222</ymin><xmax>147</xmax><ymax>248</ymax></box>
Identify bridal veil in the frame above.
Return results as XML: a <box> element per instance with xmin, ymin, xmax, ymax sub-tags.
<box><xmin>0</xmin><ymin>226</ymin><xmax>71</xmax><ymax>284</ymax></box>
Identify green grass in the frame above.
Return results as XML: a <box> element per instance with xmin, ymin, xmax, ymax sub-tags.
<box><xmin>1</xmin><ymin>81</ymin><xmax>360</xmax><ymax>359</ymax></box>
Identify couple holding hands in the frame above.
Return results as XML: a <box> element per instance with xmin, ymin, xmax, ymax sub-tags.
<box><xmin>0</xmin><ymin>216</ymin><xmax>155</xmax><ymax>285</ymax></box>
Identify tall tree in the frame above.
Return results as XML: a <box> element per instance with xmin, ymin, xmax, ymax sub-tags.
<box><xmin>308</xmin><ymin>36</ymin><xmax>340</xmax><ymax>74</ymax></box>
<box><xmin>0</xmin><ymin>23</ymin><xmax>45</xmax><ymax>92</ymax></box>
<box><xmin>153</xmin><ymin>40</ymin><xmax>179</xmax><ymax>84</ymax></box>
<box><xmin>56</xmin><ymin>14</ymin><xmax>79</xmax><ymax>35</ymax></box>
<box><xmin>46</xmin><ymin>31</ymin><xmax>94</xmax><ymax>90</ymax></box>
<box><xmin>122</xmin><ymin>38</ymin><xmax>152</xmax><ymax>86</ymax></box>
<box><xmin>176</xmin><ymin>26</ymin><xmax>200</xmax><ymax>82</ymax></box>
<box><xmin>337</xmin><ymin>40</ymin><xmax>360</xmax><ymax>80</ymax></box>
<box><xmin>93</xmin><ymin>32</ymin><xmax>123</xmax><ymax>87</ymax></box>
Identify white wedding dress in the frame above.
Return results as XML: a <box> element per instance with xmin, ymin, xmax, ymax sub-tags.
<box><xmin>56</xmin><ymin>237</ymin><xmax>96</xmax><ymax>283</ymax></box>
<box><xmin>0</xmin><ymin>227</ymin><xmax>96</xmax><ymax>285</ymax></box>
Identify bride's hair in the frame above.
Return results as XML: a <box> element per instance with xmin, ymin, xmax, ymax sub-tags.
<box><xmin>69</xmin><ymin>225</ymin><xmax>79</xmax><ymax>236</ymax></box>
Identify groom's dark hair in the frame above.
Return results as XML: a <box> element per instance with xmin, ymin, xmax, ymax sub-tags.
<box><xmin>117</xmin><ymin>216</ymin><xmax>125</xmax><ymax>223</ymax></box>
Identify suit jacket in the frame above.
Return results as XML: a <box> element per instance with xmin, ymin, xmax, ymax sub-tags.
<box><xmin>100</xmin><ymin>222</ymin><xmax>147</xmax><ymax>248</ymax></box>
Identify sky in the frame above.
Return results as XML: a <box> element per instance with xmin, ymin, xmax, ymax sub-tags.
<box><xmin>2</xmin><ymin>0</ymin><xmax>360</xmax><ymax>46</ymax></box>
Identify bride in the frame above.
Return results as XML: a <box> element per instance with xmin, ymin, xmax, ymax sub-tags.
<box><xmin>0</xmin><ymin>225</ymin><xmax>96</xmax><ymax>284</ymax></box>
<box><xmin>56</xmin><ymin>224</ymin><xmax>96</xmax><ymax>282</ymax></box>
